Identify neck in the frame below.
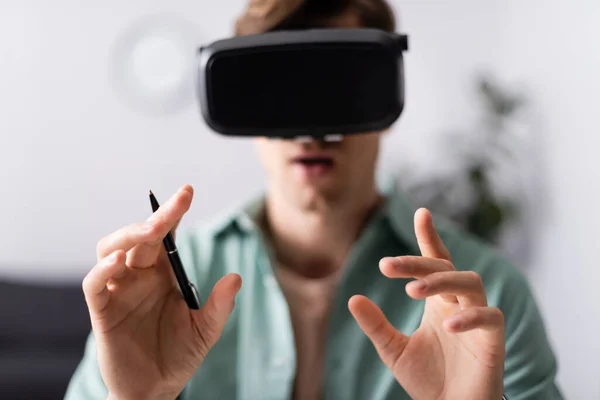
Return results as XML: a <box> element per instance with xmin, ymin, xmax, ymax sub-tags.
<box><xmin>261</xmin><ymin>185</ymin><xmax>382</xmax><ymax>279</ymax></box>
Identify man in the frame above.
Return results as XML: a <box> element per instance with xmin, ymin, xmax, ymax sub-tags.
<box><xmin>65</xmin><ymin>0</ymin><xmax>563</xmax><ymax>399</ymax></box>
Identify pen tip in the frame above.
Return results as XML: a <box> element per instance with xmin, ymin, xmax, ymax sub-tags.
<box><xmin>149</xmin><ymin>190</ymin><xmax>153</xmax><ymax>196</ymax></box>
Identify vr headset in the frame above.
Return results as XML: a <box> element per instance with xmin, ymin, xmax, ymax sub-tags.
<box><xmin>196</xmin><ymin>28</ymin><xmax>409</xmax><ymax>140</ymax></box>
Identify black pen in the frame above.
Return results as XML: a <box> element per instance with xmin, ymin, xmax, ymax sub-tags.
<box><xmin>149</xmin><ymin>190</ymin><xmax>201</xmax><ymax>309</ymax></box>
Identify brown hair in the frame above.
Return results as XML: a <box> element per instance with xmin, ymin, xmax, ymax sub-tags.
<box><xmin>235</xmin><ymin>0</ymin><xmax>397</xmax><ymax>36</ymax></box>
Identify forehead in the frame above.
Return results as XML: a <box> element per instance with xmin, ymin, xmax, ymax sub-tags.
<box><xmin>313</xmin><ymin>11</ymin><xmax>363</xmax><ymax>29</ymax></box>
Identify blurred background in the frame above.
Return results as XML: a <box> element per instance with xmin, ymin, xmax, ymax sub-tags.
<box><xmin>1</xmin><ymin>0</ymin><xmax>598</xmax><ymax>398</ymax></box>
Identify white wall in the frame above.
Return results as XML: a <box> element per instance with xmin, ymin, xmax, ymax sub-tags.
<box><xmin>0</xmin><ymin>0</ymin><xmax>597</xmax><ymax>398</ymax></box>
<box><xmin>502</xmin><ymin>1</ymin><xmax>600</xmax><ymax>398</ymax></box>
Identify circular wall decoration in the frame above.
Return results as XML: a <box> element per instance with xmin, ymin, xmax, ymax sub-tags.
<box><xmin>109</xmin><ymin>14</ymin><xmax>200</xmax><ymax>116</ymax></box>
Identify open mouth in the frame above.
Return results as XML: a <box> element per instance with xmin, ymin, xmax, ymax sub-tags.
<box><xmin>294</xmin><ymin>156</ymin><xmax>334</xmax><ymax>167</ymax></box>
<box><xmin>292</xmin><ymin>156</ymin><xmax>335</xmax><ymax>177</ymax></box>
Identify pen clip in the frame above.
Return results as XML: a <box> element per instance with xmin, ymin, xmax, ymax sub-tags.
<box><xmin>187</xmin><ymin>282</ymin><xmax>202</xmax><ymax>309</ymax></box>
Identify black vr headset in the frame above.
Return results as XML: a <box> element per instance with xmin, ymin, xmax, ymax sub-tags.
<box><xmin>196</xmin><ymin>28</ymin><xmax>409</xmax><ymax>140</ymax></box>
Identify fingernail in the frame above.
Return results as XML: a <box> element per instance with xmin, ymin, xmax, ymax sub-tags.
<box><xmin>180</xmin><ymin>185</ymin><xmax>194</xmax><ymax>196</ymax></box>
<box><xmin>409</xmin><ymin>280</ymin><xmax>427</xmax><ymax>291</ymax></box>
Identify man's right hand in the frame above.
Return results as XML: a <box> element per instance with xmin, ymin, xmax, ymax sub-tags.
<box><xmin>82</xmin><ymin>184</ymin><xmax>242</xmax><ymax>400</ymax></box>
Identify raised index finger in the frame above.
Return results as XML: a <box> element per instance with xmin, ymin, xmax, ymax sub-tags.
<box><xmin>96</xmin><ymin>185</ymin><xmax>194</xmax><ymax>260</ymax></box>
<box><xmin>146</xmin><ymin>184</ymin><xmax>194</xmax><ymax>232</ymax></box>
<box><xmin>414</xmin><ymin>208</ymin><xmax>452</xmax><ymax>261</ymax></box>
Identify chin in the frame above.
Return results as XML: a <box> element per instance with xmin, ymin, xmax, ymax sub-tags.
<box><xmin>294</xmin><ymin>184</ymin><xmax>346</xmax><ymax>211</ymax></box>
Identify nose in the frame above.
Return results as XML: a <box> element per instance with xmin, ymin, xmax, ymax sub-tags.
<box><xmin>296</xmin><ymin>139</ymin><xmax>343</xmax><ymax>152</ymax></box>
<box><xmin>293</xmin><ymin>135</ymin><xmax>344</xmax><ymax>150</ymax></box>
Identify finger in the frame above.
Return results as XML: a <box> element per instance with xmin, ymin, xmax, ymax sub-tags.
<box><xmin>414</xmin><ymin>208</ymin><xmax>452</xmax><ymax>261</ymax></box>
<box><xmin>406</xmin><ymin>271</ymin><xmax>487</xmax><ymax>308</ymax></box>
<box><xmin>147</xmin><ymin>184</ymin><xmax>194</xmax><ymax>229</ymax></box>
<box><xmin>126</xmin><ymin>215</ymin><xmax>184</xmax><ymax>271</ymax></box>
<box><xmin>379</xmin><ymin>256</ymin><xmax>454</xmax><ymax>279</ymax></box>
<box><xmin>170</xmin><ymin>219</ymin><xmax>182</xmax><ymax>242</ymax></box>
<box><xmin>126</xmin><ymin>213</ymin><xmax>185</xmax><ymax>270</ymax></box>
<box><xmin>127</xmin><ymin>185</ymin><xmax>194</xmax><ymax>267</ymax></box>
<box><xmin>444</xmin><ymin>306</ymin><xmax>504</xmax><ymax>338</ymax></box>
<box><xmin>379</xmin><ymin>256</ymin><xmax>458</xmax><ymax>303</ymax></box>
<box><xmin>105</xmin><ymin>262</ymin><xmax>129</xmax><ymax>290</ymax></box>
<box><xmin>106</xmin><ymin>265</ymin><xmax>173</xmax><ymax>319</ymax></box>
<box><xmin>191</xmin><ymin>274</ymin><xmax>243</xmax><ymax>358</ymax></box>
<box><xmin>82</xmin><ymin>250</ymin><xmax>127</xmax><ymax>312</ymax></box>
<box><xmin>96</xmin><ymin>221</ymin><xmax>160</xmax><ymax>260</ymax></box>
<box><xmin>348</xmin><ymin>295</ymin><xmax>409</xmax><ymax>370</ymax></box>
<box><xmin>96</xmin><ymin>185</ymin><xmax>193</xmax><ymax>262</ymax></box>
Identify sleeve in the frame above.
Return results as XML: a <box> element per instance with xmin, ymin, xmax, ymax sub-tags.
<box><xmin>63</xmin><ymin>332</ymin><xmax>186</xmax><ymax>400</ymax></box>
<box><xmin>63</xmin><ymin>331</ymin><xmax>108</xmax><ymax>400</ymax></box>
<box><xmin>485</xmin><ymin>260</ymin><xmax>565</xmax><ymax>400</ymax></box>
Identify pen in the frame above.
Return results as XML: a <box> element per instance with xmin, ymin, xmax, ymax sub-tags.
<box><xmin>149</xmin><ymin>190</ymin><xmax>201</xmax><ymax>309</ymax></box>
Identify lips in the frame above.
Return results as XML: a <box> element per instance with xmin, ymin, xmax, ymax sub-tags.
<box><xmin>291</xmin><ymin>154</ymin><xmax>335</xmax><ymax>178</ymax></box>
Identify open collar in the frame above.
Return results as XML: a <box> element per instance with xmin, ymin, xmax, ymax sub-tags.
<box><xmin>212</xmin><ymin>173</ymin><xmax>421</xmax><ymax>254</ymax></box>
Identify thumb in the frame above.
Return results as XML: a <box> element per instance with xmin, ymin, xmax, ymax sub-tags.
<box><xmin>192</xmin><ymin>273</ymin><xmax>242</xmax><ymax>357</ymax></box>
<box><xmin>414</xmin><ymin>208</ymin><xmax>452</xmax><ymax>261</ymax></box>
<box><xmin>349</xmin><ymin>295</ymin><xmax>409</xmax><ymax>371</ymax></box>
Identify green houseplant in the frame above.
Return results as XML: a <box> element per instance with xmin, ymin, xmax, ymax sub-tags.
<box><xmin>401</xmin><ymin>74</ymin><xmax>528</xmax><ymax>247</ymax></box>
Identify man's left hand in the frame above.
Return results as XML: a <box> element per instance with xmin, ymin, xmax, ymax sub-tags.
<box><xmin>349</xmin><ymin>208</ymin><xmax>505</xmax><ymax>400</ymax></box>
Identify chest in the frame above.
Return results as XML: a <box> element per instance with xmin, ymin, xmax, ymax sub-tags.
<box><xmin>183</xmin><ymin>279</ymin><xmax>422</xmax><ymax>400</ymax></box>
<box><xmin>182</xmin><ymin>228</ymin><xmax>422</xmax><ymax>400</ymax></box>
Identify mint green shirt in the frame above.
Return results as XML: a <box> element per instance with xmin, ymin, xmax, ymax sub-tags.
<box><xmin>65</xmin><ymin>178</ymin><xmax>563</xmax><ymax>400</ymax></box>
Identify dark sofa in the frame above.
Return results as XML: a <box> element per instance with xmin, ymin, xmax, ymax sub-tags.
<box><xmin>0</xmin><ymin>278</ymin><xmax>91</xmax><ymax>400</ymax></box>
